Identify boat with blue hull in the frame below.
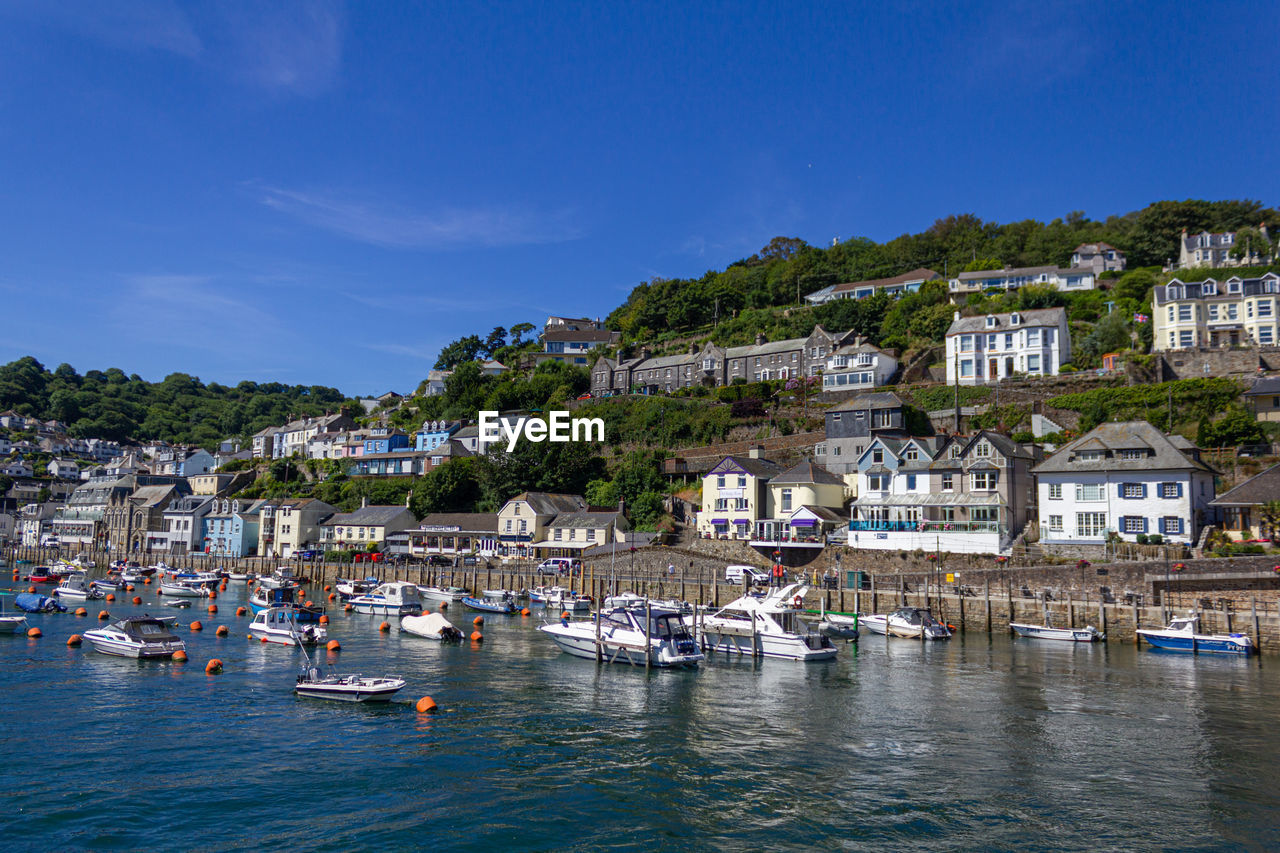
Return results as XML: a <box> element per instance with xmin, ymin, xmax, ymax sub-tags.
<box><xmin>462</xmin><ymin>593</ymin><xmax>518</xmax><ymax>614</ymax></box>
<box><xmin>1137</xmin><ymin>615</ymin><xmax>1254</xmax><ymax>655</ymax></box>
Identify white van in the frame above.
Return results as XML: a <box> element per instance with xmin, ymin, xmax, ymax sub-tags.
<box><xmin>725</xmin><ymin>564</ymin><xmax>769</xmax><ymax>585</ymax></box>
<box><xmin>536</xmin><ymin>557</ymin><xmax>582</xmax><ymax>577</ymax></box>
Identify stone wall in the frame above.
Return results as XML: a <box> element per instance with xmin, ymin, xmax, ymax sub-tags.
<box><xmin>1156</xmin><ymin>347</ymin><xmax>1280</xmax><ymax>381</ymax></box>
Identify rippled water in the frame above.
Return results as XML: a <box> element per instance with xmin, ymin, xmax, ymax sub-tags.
<box><xmin>1</xmin><ymin>581</ymin><xmax>1277</xmax><ymax>852</ymax></box>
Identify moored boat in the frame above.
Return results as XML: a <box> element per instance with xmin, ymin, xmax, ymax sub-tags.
<box><xmin>862</xmin><ymin>607</ymin><xmax>952</xmax><ymax>640</ymax></box>
<box><xmin>0</xmin><ymin>592</ymin><xmax>29</xmax><ymax>634</ymax></box>
<box><xmin>1137</xmin><ymin>614</ymin><xmax>1254</xmax><ymax>655</ymax></box>
<box><xmin>249</xmin><ymin>585</ymin><xmax>325</xmax><ymax>622</ymax></box>
<box><xmin>417</xmin><ymin>585</ymin><xmax>468</xmax><ymax>604</ymax></box>
<box><xmin>249</xmin><ymin>607</ymin><xmax>328</xmax><ymax>645</ymax></box>
<box><xmin>14</xmin><ymin>592</ymin><xmax>67</xmax><ymax>613</ymax></box>
<box><xmin>54</xmin><ymin>574</ymin><xmax>105</xmax><ymax>601</ymax></box>
<box><xmin>82</xmin><ymin>616</ymin><xmax>186</xmax><ymax>658</ymax></box>
<box><xmin>349</xmin><ymin>581</ymin><xmax>424</xmax><ymax>616</ymax></box>
<box><xmin>400</xmin><ymin>612</ymin><xmax>464</xmax><ymax>641</ymax></box>
<box><xmin>699</xmin><ymin>584</ymin><xmax>837</xmax><ymax>661</ymax></box>
<box><xmin>159</xmin><ymin>579</ymin><xmax>212</xmax><ymax>598</ymax></box>
<box><xmin>462</xmin><ymin>591</ymin><xmax>517</xmax><ymax>614</ymax></box>
<box><xmin>538</xmin><ymin>605</ymin><xmax>704</xmax><ymax>668</ymax></box>
<box><xmin>294</xmin><ymin>670</ymin><xmax>407</xmax><ymax>703</ymax></box>
<box><xmin>529</xmin><ymin>586</ymin><xmax>591</xmax><ymax>611</ymax></box>
<box><xmin>1010</xmin><ymin>620</ymin><xmax>1102</xmax><ymax>643</ymax></box>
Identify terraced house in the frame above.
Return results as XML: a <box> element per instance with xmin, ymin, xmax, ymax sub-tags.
<box><xmin>1152</xmin><ymin>273</ymin><xmax>1280</xmax><ymax>350</ymax></box>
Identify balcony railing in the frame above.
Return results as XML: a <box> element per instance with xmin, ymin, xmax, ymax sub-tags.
<box><xmin>850</xmin><ymin>519</ymin><xmax>1002</xmax><ymax>533</ymax></box>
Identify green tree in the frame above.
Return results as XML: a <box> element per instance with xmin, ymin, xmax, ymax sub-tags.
<box><xmin>482</xmin><ymin>327</ymin><xmax>507</xmax><ymax>357</ymax></box>
<box><xmin>963</xmin><ymin>257</ymin><xmax>1003</xmax><ymax>272</ymax></box>
<box><xmin>434</xmin><ymin>335</ymin><xmax>485</xmax><ymax>369</ymax></box>
<box><xmin>509</xmin><ymin>322</ymin><xmax>536</xmax><ymax>346</ymax></box>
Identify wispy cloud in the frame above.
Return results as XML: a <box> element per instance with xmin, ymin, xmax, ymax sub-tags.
<box><xmin>256</xmin><ymin>185</ymin><xmax>583</xmax><ymax>250</ymax></box>
<box><xmin>111</xmin><ymin>274</ymin><xmax>288</xmax><ymax>354</ymax></box>
<box><xmin>1</xmin><ymin>0</ymin><xmax>343</xmax><ymax>96</ymax></box>
<box><xmin>362</xmin><ymin>342</ymin><xmax>438</xmax><ymax>360</ymax></box>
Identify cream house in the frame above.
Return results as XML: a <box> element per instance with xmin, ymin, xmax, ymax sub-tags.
<box><xmin>539</xmin><ymin>510</ymin><xmax>627</xmax><ymax>558</ymax></box>
<box><xmin>496</xmin><ymin>492</ymin><xmax>586</xmax><ymax>557</ymax></box>
<box><xmin>257</xmin><ymin>498</ymin><xmax>337</xmax><ymax>558</ymax></box>
<box><xmin>753</xmin><ymin>459</ymin><xmax>850</xmax><ymax>549</ymax></box>
<box><xmin>698</xmin><ymin>451</ymin><xmax>784</xmax><ymax>540</ymax></box>
<box><xmin>320</xmin><ymin>503</ymin><xmax>417</xmax><ymax>549</ymax></box>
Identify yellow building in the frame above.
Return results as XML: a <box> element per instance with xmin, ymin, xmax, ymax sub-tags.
<box><xmin>496</xmin><ymin>492</ymin><xmax>586</xmax><ymax>557</ymax></box>
<box><xmin>698</xmin><ymin>452</ymin><xmax>784</xmax><ymax>540</ymax></box>
<box><xmin>1153</xmin><ymin>273</ymin><xmax>1280</xmax><ymax>350</ymax></box>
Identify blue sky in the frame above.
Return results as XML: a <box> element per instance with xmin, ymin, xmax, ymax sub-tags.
<box><xmin>1</xmin><ymin>0</ymin><xmax>1276</xmax><ymax>395</ymax></box>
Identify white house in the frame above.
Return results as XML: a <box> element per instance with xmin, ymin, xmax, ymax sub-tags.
<box><xmin>1032</xmin><ymin>421</ymin><xmax>1216</xmax><ymax>547</ymax></box>
<box><xmin>47</xmin><ymin>458</ymin><xmax>80</xmax><ymax>479</ymax></box>
<box><xmin>820</xmin><ymin>341</ymin><xmax>898</xmax><ymax>393</ymax></box>
<box><xmin>945</xmin><ymin>308</ymin><xmax>1071</xmax><ymax>385</ymax></box>
<box><xmin>948</xmin><ymin>265</ymin><xmax>1095</xmax><ymax>301</ymax></box>
<box><xmin>1</xmin><ymin>459</ymin><xmax>33</xmax><ymax>478</ymax></box>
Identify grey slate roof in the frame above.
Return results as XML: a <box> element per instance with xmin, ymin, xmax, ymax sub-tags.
<box><xmin>1032</xmin><ymin>421</ymin><xmax>1214</xmax><ymax>474</ymax></box>
<box><xmin>324</xmin><ymin>506</ymin><xmax>415</xmax><ymax>527</ymax></box>
<box><xmin>713</xmin><ymin>455</ymin><xmax>786</xmax><ymax>480</ymax></box>
<box><xmin>828</xmin><ymin>391</ymin><xmax>904</xmax><ymax>413</ymax></box>
<box><xmin>770</xmin><ymin>458</ymin><xmax>846</xmax><ymax>486</ymax></box>
<box><xmin>1210</xmin><ymin>463</ymin><xmax>1280</xmax><ymax>507</ymax></box>
<box><xmin>946</xmin><ymin>307</ymin><xmax>1067</xmax><ymax>336</ymax></box>
<box><xmin>955</xmin><ymin>265</ymin><xmax>1061</xmax><ymax>281</ymax></box>
<box><xmin>416</xmin><ymin>512</ymin><xmax>499</xmax><ymax>532</ymax></box>
<box><xmin>1244</xmin><ymin>377</ymin><xmax>1280</xmax><ymax>397</ymax></box>
<box><xmin>549</xmin><ymin>511</ymin><xmax>626</xmax><ymax>530</ymax></box>
<box><xmin>513</xmin><ymin>492</ymin><xmax>588</xmax><ymax>515</ymax></box>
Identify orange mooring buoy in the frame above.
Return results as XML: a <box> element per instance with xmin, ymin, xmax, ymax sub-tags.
<box><xmin>344</xmin><ymin>603</ymin><xmax>353</xmax><ymax>612</ymax></box>
<box><xmin>132</xmin><ymin>596</ymin><xmax>142</xmax><ymax>605</ymax></box>
<box><xmin>415</xmin><ymin>696</ymin><xmax>438</xmax><ymax>714</ymax></box>
<box><xmin>67</xmin><ymin>633</ymin><xmax>82</xmax><ymax>646</ymax></box>
<box><xmin>98</xmin><ymin>610</ymin><xmax>110</xmax><ymax>620</ymax></box>
<box><xmin>326</xmin><ymin>639</ymin><xmax>341</xmax><ymax>652</ymax></box>
<box><xmin>126</xmin><ymin>584</ymin><xmax>135</xmax><ymax>592</ymax></box>
<box><xmin>144</xmin><ymin>577</ymin><xmax>152</xmax><ymax>584</ymax></box>
<box><xmin>26</xmin><ymin>627</ymin><xmax>42</xmax><ymax>639</ymax></box>
<box><xmin>27</xmin><ymin>586</ymin><xmax>36</xmax><ymax>593</ymax></box>
<box><xmin>205</xmin><ymin>658</ymin><xmax>223</xmax><ymax>674</ymax></box>
<box><xmin>470</xmin><ymin>630</ymin><xmax>483</xmax><ymax>642</ymax></box>
<box><xmin>560</xmin><ymin>611</ymin><xmax>570</xmax><ymax>620</ymax></box>
<box><xmin>324</xmin><ymin>584</ymin><xmax>332</xmax><ymax>592</ymax></box>
<box><xmin>190</xmin><ymin>620</ymin><xmax>203</xmax><ymax>631</ymax></box>
<box><xmin>318</xmin><ymin>615</ymin><xmax>329</xmax><ymax>625</ymax></box>
<box><xmin>75</xmin><ymin>607</ymin><xmax>87</xmax><ymax>617</ymax></box>
<box><xmin>215</xmin><ymin>625</ymin><xmax>229</xmax><ymax>637</ymax></box>
<box><xmin>172</xmin><ymin>650</ymin><xmax>188</xmax><ymax>662</ymax></box>
<box><xmin>521</xmin><ymin>608</ymin><xmax>531</xmax><ymax>616</ymax></box>
<box><xmin>438</xmin><ymin>601</ymin><xmax>448</xmax><ymax>611</ymax></box>
<box><xmin>473</xmin><ymin>615</ymin><xmax>484</xmax><ymax>626</ymax></box>
<box><xmin>105</xmin><ymin>593</ymin><xmax>115</xmax><ymax>602</ymax></box>
<box><xmin>207</xmin><ymin>604</ymin><xmax>218</xmax><ymax>614</ymax></box>
<box><xmin>236</xmin><ymin>606</ymin><xmax>246</xmax><ymax>616</ymax></box>
<box><xmin>379</xmin><ymin>621</ymin><xmax>390</xmax><ymax>632</ymax></box>
<box><xmin>328</xmin><ymin>593</ymin><xmax>336</xmax><ymax>602</ymax></box>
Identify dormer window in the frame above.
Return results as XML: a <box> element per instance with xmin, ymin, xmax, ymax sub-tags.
<box><xmin>1203</xmin><ymin>282</ymin><xmax>1216</xmax><ymax>296</ymax></box>
<box><xmin>1229</xmin><ymin>280</ymin><xmax>1241</xmax><ymax>293</ymax></box>
<box><xmin>1118</xmin><ymin>449</ymin><xmax>1146</xmax><ymax>460</ymax></box>
<box><xmin>1010</xmin><ymin>312</ymin><xmax>1021</xmax><ymax>326</ymax></box>
<box><xmin>986</xmin><ymin>316</ymin><xmax>996</xmax><ymax>328</ymax></box>
<box><xmin>1077</xmin><ymin>450</ymin><xmax>1104</xmax><ymax>462</ymax></box>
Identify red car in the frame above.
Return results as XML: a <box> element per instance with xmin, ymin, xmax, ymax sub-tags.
<box><xmin>352</xmin><ymin>552</ymin><xmax>385</xmax><ymax>563</ymax></box>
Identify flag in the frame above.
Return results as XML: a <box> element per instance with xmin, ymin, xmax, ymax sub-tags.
<box><xmin>1133</xmin><ymin>313</ymin><xmax>1149</xmax><ymax>323</ymax></box>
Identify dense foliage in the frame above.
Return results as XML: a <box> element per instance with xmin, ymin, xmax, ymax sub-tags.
<box><xmin>0</xmin><ymin>357</ymin><xmax>355</xmax><ymax>447</ymax></box>
<box><xmin>1048</xmin><ymin>377</ymin><xmax>1245</xmax><ymax>432</ymax></box>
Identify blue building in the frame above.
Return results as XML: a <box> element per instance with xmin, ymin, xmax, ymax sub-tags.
<box><xmin>364</xmin><ymin>431</ymin><xmax>410</xmax><ymax>455</ymax></box>
<box><xmin>414</xmin><ymin>420</ymin><xmax>462</xmax><ymax>452</ymax></box>
<box><xmin>202</xmin><ymin>498</ymin><xmax>265</xmax><ymax>557</ymax></box>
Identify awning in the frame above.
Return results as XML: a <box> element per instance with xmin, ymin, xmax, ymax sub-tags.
<box><xmin>530</xmin><ymin>540</ymin><xmax>592</xmax><ymax>550</ymax></box>
<box><xmin>789</xmin><ymin>519</ymin><xmax>817</xmax><ymax>527</ymax></box>
<box><xmin>710</xmin><ymin>518</ymin><xmax>728</xmax><ymax>524</ymax></box>
<box><xmin>733</xmin><ymin>519</ymin><xmax>749</xmax><ymax>525</ymax></box>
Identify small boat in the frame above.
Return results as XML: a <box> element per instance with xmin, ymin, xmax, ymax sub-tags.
<box><xmin>54</xmin><ymin>574</ymin><xmax>106</xmax><ymax>601</ymax></box>
<box><xmin>462</xmin><ymin>591</ymin><xmax>518</xmax><ymax>614</ymax></box>
<box><xmin>417</xmin><ymin>585</ymin><xmax>468</xmax><ymax>604</ymax></box>
<box><xmin>226</xmin><ymin>571</ymin><xmax>254</xmax><ymax>582</ymax></box>
<box><xmin>91</xmin><ymin>578</ymin><xmax>121</xmax><ymax>595</ymax></box>
<box><xmin>0</xmin><ymin>592</ymin><xmax>29</xmax><ymax>634</ymax></box>
<box><xmin>538</xmin><ymin>605</ymin><xmax>704</xmax><ymax>668</ymax></box>
<box><xmin>163</xmin><ymin>598</ymin><xmax>192</xmax><ymax>608</ymax></box>
<box><xmin>817</xmin><ymin>603</ymin><xmax>860</xmax><ymax>641</ymax></box>
<box><xmin>1137</xmin><ymin>614</ymin><xmax>1254</xmax><ymax>655</ymax></box>
<box><xmin>250</xmin><ymin>607</ymin><xmax>328</xmax><ymax>646</ymax></box>
<box><xmin>603</xmin><ymin>592</ymin><xmax>646</xmax><ymax>609</ymax></box>
<box><xmin>158</xmin><ymin>580</ymin><xmax>212</xmax><ymax>598</ymax></box>
<box><xmin>250</xmin><ymin>586</ymin><xmax>325</xmax><ymax>622</ymax></box>
<box><xmin>258</xmin><ymin>567</ymin><xmax>299</xmax><ymax>590</ymax></box>
<box><xmin>1010</xmin><ymin>619</ymin><xmax>1103</xmax><ymax>643</ymax></box>
<box><xmin>349</xmin><ymin>581</ymin><xmax>424</xmax><ymax>617</ymax></box>
<box><xmin>529</xmin><ymin>586</ymin><xmax>592</xmax><ymax>611</ymax></box>
<box><xmin>862</xmin><ymin>607</ymin><xmax>952</xmax><ymax>640</ymax></box>
<box><xmin>26</xmin><ymin>567</ymin><xmax>66</xmax><ymax>584</ymax></box>
<box><xmin>335</xmin><ymin>577</ymin><xmax>379</xmax><ymax>599</ymax></box>
<box><xmin>14</xmin><ymin>593</ymin><xmax>67</xmax><ymax>613</ymax></box>
<box><xmin>83</xmin><ymin>616</ymin><xmax>186</xmax><ymax>658</ymax></box>
<box><xmin>699</xmin><ymin>584</ymin><xmax>838</xmax><ymax>661</ymax></box>
<box><xmin>293</xmin><ymin>644</ymin><xmax>406</xmax><ymax>703</ymax></box>
<box><xmin>400</xmin><ymin>612</ymin><xmax>464</xmax><ymax>641</ymax></box>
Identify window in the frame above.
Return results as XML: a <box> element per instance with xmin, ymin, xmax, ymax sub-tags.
<box><xmin>1048</xmin><ymin>515</ymin><xmax>1063</xmax><ymax>532</ymax></box>
<box><xmin>1121</xmin><ymin>483</ymin><xmax>1146</xmax><ymax>499</ymax></box>
<box><xmin>1005</xmin><ymin>333</ymin><xmax>1013</xmax><ymax>350</ymax></box>
<box><xmin>832</xmin><ymin>446</ymin><xmax>841</xmax><ymax>456</ymax></box>
<box><xmin>553</xmin><ymin>528</ymin><xmax>562</xmax><ymax>541</ymax></box>
<box><xmin>781</xmin><ymin>489</ymin><xmax>793</xmax><ymax>512</ymax></box>
<box><xmin>1161</xmin><ymin>516</ymin><xmax>1184</xmax><ymax>536</ymax></box>
<box><xmin>960</xmin><ymin>360</ymin><xmax>974</xmax><ymax>378</ymax></box>
<box><xmin>1076</xmin><ymin>512</ymin><xmax>1107</xmax><ymax>538</ymax></box>
<box><xmin>737</xmin><ymin>476</ymin><xmax>747</xmax><ymax>487</ymax></box>
<box><xmin>973</xmin><ymin>442</ymin><xmax>990</xmax><ymax>458</ymax></box>
<box><xmin>1227</xmin><ymin>304</ymin><xmax>1239</xmax><ymax>320</ymax></box>
<box><xmin>971</xmin><ymin>471</ymin><xmax>997</xmax><ymax>490</ymax></box>
<box><xmin>717</xmin><ymin>475</ymin><xmax>725</xmax><ymax>488</ymax></box>
<box><xmin>1076</xmin><ymin>483</ymin><xmax>1104</xmax><ymax>501</ymax></box>
<box><xmin>960</xmin><ymin>335</ymin><xmax>974</xmax><ymax>352</ymax></box>
<box><xmin>1027</xmin><ymin>354</ymin><xmax>1041</xmax><ymax>373</ymax></box>
<box><xmin>1179</xmin><ymin>330</ymin><xmax>1194</xmax><ymax>348</ymax></box>
<box><xmin>1122</xmin><ymin>516</ymin><xmax>1145</xmax><ymax>534</ymax></box>
<box><xmin>1027</xmin><ymin>329</ymin><xmax>1041</xmax><ymax>347</ymax></box>
<box><xmin>941</xmin><ymin>473</ymin><xmax>954</xmax><ymax>491</ymax></box>
<box><xmin>1260</xmin><ymin>327</ymin><xmax>1275</xmax><ymax>345</ymax></box>
<box><xmin>872</xmin><ymin>449</ymin><xmax>883</xmax><ymax>464</ymax></box>
<box><xmin>906</xmin><ymin>474</ymin><xmax>917</xmax><ymax>491</ymax></box>
<box><xmin>986</xmin><ymin>316</ymin><xmax>996</xmax><ymax>328</ymax></box>
<box><xmin>1178</xmin><ymin>304</ymin><xmax>1193</xmax><ymax>322</ymax></box>
<box><xmin>1118</xmin><ymin>450</ymin><xmax>1145</xmax><ymax>460</ymax></box>
<box><xmin>903</xmin><ymin>448</ymin><xmax>918</xmax><ymax>461</ymax></box>
<box><xmin>867</xmin><ymin>474</ymin><xmax>888</xmax><ymax>491</ymax></box>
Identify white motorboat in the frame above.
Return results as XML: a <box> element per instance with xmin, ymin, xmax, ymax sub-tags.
<box><xmin>417</xmin><ymin>585</ymin><xmax>468</xmax><ymax>604</ymax></box>
<box><xmin>227</xmin><ymin>571</ymin><xmax>254</xmax><ymax>582</ymax></box>
<box><xmin>349</xmin><ymin>581</ymin><xmax>424</xmax><ymax>616</ymax></box>
<box><xmin>336</xmin><ymin>577</ymin><xmax>379</xmax><ymax>599</ymax></box>
<box><xmin>159</xmin><ymin>579</ymin><xmax>212</xmax><ymax>598</ymax></box>
<box><xmin>249</xmin><ymin>607</ymin><xmax>328</xmax><ymax>646</ymax></box>
<box><xmin>699</xmin><ymin>584</ymin><xmax>838</xmax><ymax>661</ymax></box>
<box><xmin>603</xmin><ymin>592</ymin><xmax>646</xmax><ymax>609</ymax></box>
<box><xmin>1137</xmin><ymin>614</ymin><xmax>1254</xmax><ymax>655</ymax></box>
<box><xmin>258</xmin><ymin>567</ymin><xmax>299</xmax><ymax>590</ymax></box>
<box><xmin>862</xmin><ymin>607</ymin><xmax>952</xmax><ymax>640</ymax></box>
<box><xmin>529</xmin><ymin>586</ymin><xmax>592</xmax><ymax>611</ymax></box>
<box><xmin>53</xmin><ymin>574</ymin><xmax>105</xmax><ymax>601</ymax></box>
<box><xmin>294</xmin><ymin>669</ymin><xmax>407</xmax><ymax>703</ymax></box>
<box><xmin>539</xmin><ymin>605</ymin><xmax>704</xmax><ymax>668</ymax></box>
<box><xmin>400</xmin><ymin>612</ymin><xmax>464</xmax><ymax>641</ymax></box>
<box><xmin>83</xmin><ymin>617</ymin><xmax>186</xmax><ymax>658</ymax></box>
<box><xmin>817</xmin><ymin>602</ymin><xmax>860</xmax><ymax>641</ymax></box>
<box><xmin>1010</xmin><ymin>619</ymin><xmax>1103</xmax><ymax>643</ymax></box>
<box><xmin>0</xmin><ymin>592</ymin><xmax>28</xmax><ymax>634</ymax></box>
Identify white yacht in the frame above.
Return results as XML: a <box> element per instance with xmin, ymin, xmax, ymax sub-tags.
<box><xmin>83</xmin><ymin>617</ymin><xmax>186</xmax><ymax>658</ymax></box>
<box><xmin>0</xmin><ymin>592</ymin><xmax>28</xmax><ymax>634</ymax></box>
<box><xmin>249</xmin><ymin>607</ymin><xmax>328</xmax><ymax>646</ymax></box>
<box><xmin>539</xmin><ymin>605</ymin><xmax>704</xmax><ymax>668</ymax></box>
<box><xmin>529</xmin><ymin>586</ymin><xmax>591</xmax><ymax>611</ymax></box>
<box><xmin>417</xmin><ymin>585</ymin><xmax>468</xmax><ymax>604</ymax></box>
<box><xmin>861</xmin><ymin>607</ymin><xmax>952</xmax><ymax>640</ymax></box>
<box><xmin>159</xmin><ymin>579</ymin><xmax>212</xmax><ymax>598</ymax></box>
<box><xmin>349</xmin><ymin>581</ymin><xmax>424</xmax><ymax>616</ymax></box>
<box><xmin>699</xmin><ymin>584</ymin><xmax>837</xmax><ymax>661</ymax></box>
<box><xmin>53</xmin><ymin>574</ymin><xmax>105</xmax><ymax>601</ymax></box>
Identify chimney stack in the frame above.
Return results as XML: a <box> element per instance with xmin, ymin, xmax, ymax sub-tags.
<box><xmin>755</xmin><ymin>332</ymin><xmax>767</xmax><ymax>346</ymax></box>
<box><xmin>748</xmin><ymin>444</ymin><xmax>764</xmax><ymax>459</ymax></box>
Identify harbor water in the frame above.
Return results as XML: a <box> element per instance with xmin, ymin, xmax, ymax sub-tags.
<box><xmin>2</xmin><ymin>584</ymin><xmax>1278</xmax><ymax>851</ymax></box>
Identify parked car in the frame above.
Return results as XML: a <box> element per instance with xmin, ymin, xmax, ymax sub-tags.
<box><xmin>352</xmin><ymin>552</ymin><xmax>386</xmax><ymax>563</ymax></box>
<box><xmin>536</xmin><ymin>557</ymin><xmax>582</xmax><ymax>577</ymax></box>
<box><xmin>292</xmin><ymin>549</ymin><xmax>321</xmax><ymax>560</ymax></box>
<box><xmin>461</xmin><ymin>555</ymin><xmax>480</xmax><ymax>567</ymax></box>
<box><xmin>425</xmin><ymin>555</ymin><xmax>452</xmax><ymax>568</ymax></box>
